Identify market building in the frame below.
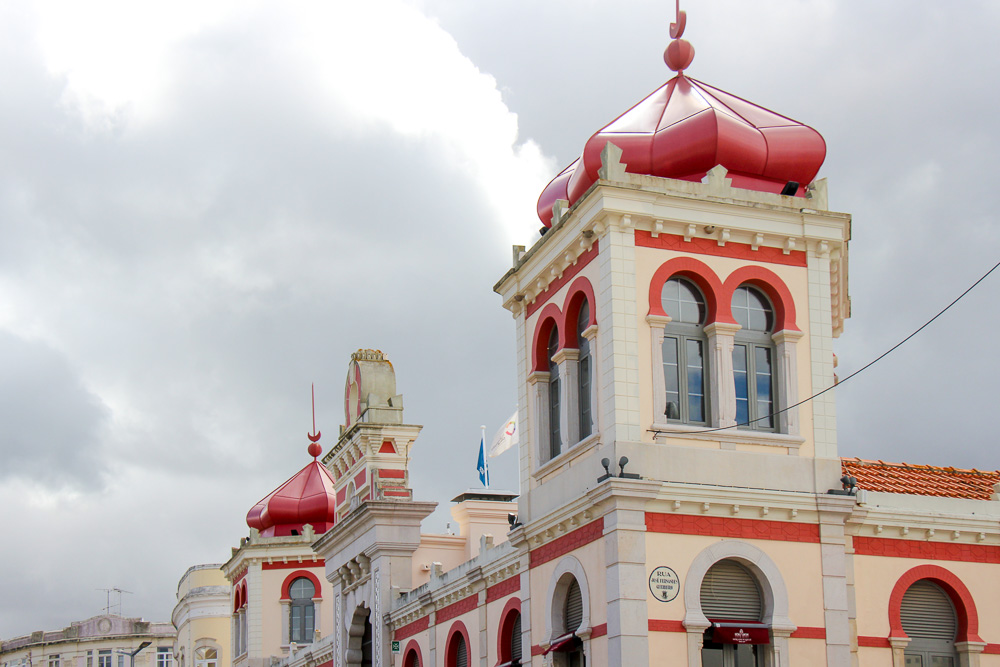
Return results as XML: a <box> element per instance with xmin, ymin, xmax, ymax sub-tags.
<box><xmin>171</xmin><ymin>8</ymin><xmax>1000</xmax><ymax>667</ymax></box>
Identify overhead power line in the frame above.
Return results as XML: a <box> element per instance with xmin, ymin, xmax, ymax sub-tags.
<box><xmin>651</xmin><ymin>258</ymin><xmax>1000</xmax><ymax>436</ymax></box>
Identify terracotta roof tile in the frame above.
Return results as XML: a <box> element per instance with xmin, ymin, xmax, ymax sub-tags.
<box><xmin>841</xmin><ymin>458</ymin><xmax>1000</xmax><ymax>501</ymax></box>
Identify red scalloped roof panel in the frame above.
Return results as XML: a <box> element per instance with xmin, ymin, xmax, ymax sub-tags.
<box><xmin>842</xmin><ymin>458</ymin><xmax>1000</xmax><ymax>501</ymax></box>
<box><xmin>537</xmin><ymin>75</ymin><xmax>826</xmax><ymax>225</ymax></box>
<box><xmin>246</xmin><ymin>460</ymin><xmax>338</xmax><ymax>537</ymax></box>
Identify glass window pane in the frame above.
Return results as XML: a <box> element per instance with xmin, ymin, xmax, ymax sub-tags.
<box><xmin>904</xmin><ymin>656</ymin><xmax>923</xmax><ymax>667</ymax></box>
<box><xmin>733</xmin><ymin>344</ymin><xmax>749</xmax><ymax>425</ymax></box>
<box><xmin>686</xmin><ymin>339</ymin><xmax>705</xmax><ymax>422</ymax></box>
<box><xmin>662</xmin><ymin>278</ymin><xmax>705</xmax><ymax>324</ymax></box>
<box><xmin>755</xmin><ymin>346</ymin><xmax>773</xmax><ymax>428</ymax></box>
<box><xmin>663</xmin><ymin>337</ymin><xmax>680</xmax><ymax>419</ymax></box>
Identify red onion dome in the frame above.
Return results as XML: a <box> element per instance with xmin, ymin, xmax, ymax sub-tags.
<box><xmin>246</xmin><ymin>459</ymin><xmax>338</xmax><ymax>537</ymax></box>
<box><xmin>537</xmin><ymin>74</ymin><xmax>826</xmax><ymax>226</ymax></box>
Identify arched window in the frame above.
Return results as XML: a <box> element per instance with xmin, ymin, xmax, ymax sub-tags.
<box><xmin>699</xmin><ymin>560</ymin><xmax>766</xmax><ymax>666</ymax></box>
<box><xmin>193</xmin><ymin>649</ymin><xmax>216</xmax><ymax>667</ymax></box>
<box><xmin>403</xmin><ymin>648</ymin><xmax>421</xmax><ymax>667</ymax></box>
<box><xmin>731</xmin><ymin>286</ymin><xmax>775</xmax><ymax>430</ymax></box>
<box><xmin>901</xmin><ymin>580</ymin><xmax>958</xmax><ymax>665</ymax></box>
<box><xmin>547</xmin><ymin>326</ymin><xmax>561</xmax><ymax>459</ymax></box>
<box><xmin>510</xmin><ymin>612</ymin><xmax>523</xmax><ymax>664</ymax></box>
<box><xmin>661</xmin><ymin>278</ymin><xmax>708</xmax><ymax>424</ymax></box>
<box><xmin>447</xmin><ymin>631</ymin><xmax>468</xmax><ymax>667</ymax></box>
<box><xmin>576</xmin><ymin>299</ymin><xmax>592</xmax><ymax>440</ymax></box>
<box><xmin>288</xmin><ymin>577</ymin><xmax>315</xmax><ymax>644</ymax></box>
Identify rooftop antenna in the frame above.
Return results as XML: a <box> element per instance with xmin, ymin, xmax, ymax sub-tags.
<box><xmin>97</xmin><ymin>587</ymin><xmax>132</xmax><ymax>616</ymax></box>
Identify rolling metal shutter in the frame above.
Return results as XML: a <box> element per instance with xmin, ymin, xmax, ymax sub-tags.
<box><xmin>901</xmin><ymin>581</ymin><xmax>957</xmax><ymax>640</ymax></box>
<box><xmin>511</xmin><ymin>613</ymin><xmax>522</xmax><ymax>661</ymax></box>
<box><xmin>564</xmin><ymin>579</ymin><xmax>583</xmax><ymax>632</ymax></box>
<box><xmin>700</xmin><ymin>560</ymin><xmax>762</xmax><ymax>622</ymax></box>
<box><xmin>455</xmin><ymin>634</ymin><xmax>468</xmax><ymax>667</ymax></box>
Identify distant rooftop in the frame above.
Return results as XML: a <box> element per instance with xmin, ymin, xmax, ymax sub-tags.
<box><xmin>842</xmin><ymin>458</ymin><xmax>1000</xmax><ymax>500</ymax></box>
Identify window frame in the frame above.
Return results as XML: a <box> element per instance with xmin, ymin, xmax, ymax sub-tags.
<box><xmin>731</xmin><ymin>285</ymin><xmax>777</xmax><ymax>432</ymax></box>
<box><xmin>660</xmin><ymin>278</ymin><xmax>710</xmax><ymax>426</ymax></box>
<box><xmin>288</xmin><ymin>577</ymin><xmax>316</xmax><ymax>645</ymax></box>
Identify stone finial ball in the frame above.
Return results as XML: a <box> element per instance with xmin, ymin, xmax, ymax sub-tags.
<box><xmin>308</xmin><ymin>441</ymin><xmax>322</xmax><ymax>458</ymax></box>
<box><xmin>664</xmin><ymin>39</ymin><xmax>695</xmax><ymax>72</ymax></box>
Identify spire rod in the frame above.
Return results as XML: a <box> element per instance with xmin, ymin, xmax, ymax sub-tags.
<box><xmin>307</xmin><ymin>383</ymin><xmax>322</xmax><ymax>458</ymax></box>
<box><xmin>664</xmin><ymin>0</ymin><xmax>695</xmax><ymax>72</ymax></box>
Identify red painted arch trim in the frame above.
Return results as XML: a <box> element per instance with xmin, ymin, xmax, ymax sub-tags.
<box><xmin>531</xmin><ymin>304</ymin><xmax>563</xmax><ymax>371</ymax></box>
<box><xmin>279</xmin><ymin>570</ymin><xmax>323</xmax><ymax>601</ymax></box>
<box><xmin>497</xmin><ymin>597</ymin><xmax>522</xmax><ymax>662</ymax></box>
<box><xmin>444</xmin><ymin>621</ymin><xmax>472</xmax><ymax>667</ymax></box>
<box><xmin>233</xmin><ymin>587</ymin><xmax>242</xmax><ymax>613</ymax></box>
<box><xmin>887</xmin><ymin>565</ymin><xmax>982</xmax><ymax>643</ymax></box>
<box><xmin>722</xmin><ymin>266</ymin><xmax>799</xmax><ymax>332</ymax></box>
<box><xmin>562</xmin><ymin>276</ymin><xmax>597</xmax><ymax>346</ymax></box>
<box><xmin>647</xmin><ymin>257</ymin><xmax>729</xmax><ymax>323</ymax></box>
<box><xmin>402</xmin><ymin>640</ymin><xmax>423</xmax><ymax>667</ymax></box>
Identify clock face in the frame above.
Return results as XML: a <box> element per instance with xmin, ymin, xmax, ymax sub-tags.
<box><xmin>344</xmin><ymin>360</ymin><xmax>362</xmax><ymax>426</ymax></box>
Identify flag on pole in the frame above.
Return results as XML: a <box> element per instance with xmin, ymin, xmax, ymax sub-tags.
<box><xmin>489</xmin><ymin>410</ymin><xmax>519</xmax><ymax>458</ymax></box>
<box><xmin>477</xmin><ymin>430</ymin><xmax>490</xmax><ymax>488</ymax></box>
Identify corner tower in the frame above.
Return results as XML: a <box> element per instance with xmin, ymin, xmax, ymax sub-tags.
<box><xmin>495</xmin><ymin>21</ymin><xmax>850</xmax><ymax>526</ymax></box>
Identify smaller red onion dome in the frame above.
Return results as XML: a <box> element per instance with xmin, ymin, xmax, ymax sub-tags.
<box><xmin>246</xmin><ymin>453</ymin><xmax>338</xmax><ymax>538</ymax></box>
<box><xmin>536</xmin><ymin>74</ymin><xmax>826</xmax><ymax>226</ymax></box>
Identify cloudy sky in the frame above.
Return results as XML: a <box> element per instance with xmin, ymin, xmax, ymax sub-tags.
<box><xmin>2</xmin><ymin>0</ymin><xmax>999</xmax><ymax>638</ymax></box>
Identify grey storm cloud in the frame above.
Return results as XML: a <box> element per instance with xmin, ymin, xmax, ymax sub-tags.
<box><xmin>0</xmin><ymin>331</ymin><xmax>109</xmax><ymax>487</ymax></box>
<box><xmin>2</xmin><ymin>0</ymin><xmax>1000</xmax><ymax>639</ymax></box>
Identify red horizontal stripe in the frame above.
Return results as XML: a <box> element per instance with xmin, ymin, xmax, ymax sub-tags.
<box><xmin>530</xmin><ymin>519</ymin><xmax>605</xmax><ymax>567</ymax></box>
<box><xmin>648</xmin><ymin>619</ymin><xmax>686</xmax><ymax>633</ymax></box>
<box><xmin>486</xmin><ymin>576</ymin><xmax>520</xmax><ymax>602</ymax></box>
<box><xmin>262</xmin><ymin>559</ymin><xmax>324</xmax><ymax>570</ymax></box>
<box><xmin>984</xmin><ymin>644</ymin><xmax>1000</xmax><ymax>655</ymax></box>
<box><xmin>646</xmin><ymin>513</ymin><xmax>820</xmax><ymax>543</ymax></box>
<box><xmin>791</xmin><ymin>626</ymin><xmax>825</xmax><ymax>639</ymax></box>
<box><xmin>853</xmin><ymin>536</ymin><xmax>1000</xmax><ymax>563</ymax></box>
<box><xmin>591</xmin><ymin>623</ymin><xmax>607</xmax><ymax>638</ymax></box>
<box><xmin>635</xmin><ymin>231</ymin><xmax>808</xmax><ymax>267</ymax></box>
<box><xmin>857</xmin><ymin>636</ymin><xmax>891</xmax><ymax>648</ymax></box>
<box><xmin>394</xmin><ymin>616</ymin><xmax>429</xmax><ymax>641</ymax></box>
<box><xmin>378</xmin><ymin>468</ymin><xmax>406</xmax><ymax>478</ymax></box>
<box><xmin>436</xmin><ymin>595</ymin><xmax>477</xmax><ymax>624</ymax></box>
<box><xmin>531</xmin><ymin>645</ymin><xmax>544</xmax><ymax>657</ymax></box>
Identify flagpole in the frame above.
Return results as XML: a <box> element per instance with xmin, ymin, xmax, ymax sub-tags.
<box><xmin>481</xmin><ymin>425</ymin><xmax>489</xmax><ymax>488</ymax></box>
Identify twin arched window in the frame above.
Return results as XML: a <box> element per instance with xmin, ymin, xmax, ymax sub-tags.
<box><xmin>660</xmin><ymin>279</ymin><xmax>776</xmax><ymax>431</ymax></box>
<box><xmin>537</xmin><ymin>290</ymin><xmax>596</xmax><ymax>464</ymax></box>
<box><xmin>288</xmin><ymin>577</ymin><xmax>315</xmax><ymax>644</ymax></box>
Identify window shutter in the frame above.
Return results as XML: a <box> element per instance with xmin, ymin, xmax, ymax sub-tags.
<box><xmin>510</xmin><ymin>613</ymin><xmax>522</xmax><ymax>661</ymax></box>
<box><xmin>564</xmin><ymin>579</ymin><xmax>583</xmax><ymax>632</ymax></box>
<box><xmin>901</xmin><ymin>581</ymin><xmax>957</xmax><ymax>640</ymax></box>
<box><xmin>700</xmin><ymin>560</ymin><xmax>762</xmax><ymax>622</ymax></box>
<box><xmin>455</xmin><ymin>635</ymin><xmax>468</xmax><ymax>667</ymax></box>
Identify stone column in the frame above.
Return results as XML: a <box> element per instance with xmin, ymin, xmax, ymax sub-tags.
<box><xmin>552</xmin><ymin>348</ymin><xmax>580</xmax><ymax>447</ymax></box>
<box><xmin>646</xmin><ymin>315</ymin><xmax>670</xmax><ymax>426</ymax></box>
<box><xmin>704</xmin><ymin>322</ymin><xmax>740</xmax><ymax>428</ymax></box>
<box><xmin>528</xmin><ymin>371</ymin><xmax>552</xmax><ymax>462</ymax></box>
<box><xmin>772</xmin><ymin>330</ymin><xmax>803</xmax><ymax>436</ymax></box>
<box><xmin>817</xmin><ymin>496</ymin><xmax>855</xmax><ymax>667</ymax></box>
